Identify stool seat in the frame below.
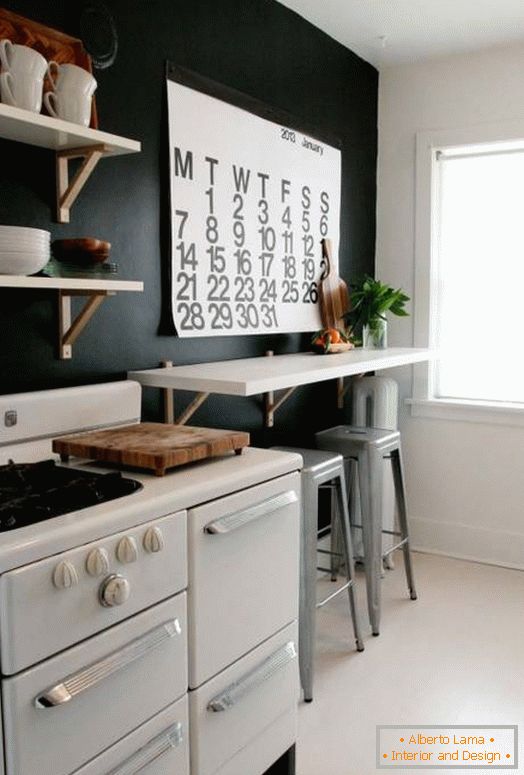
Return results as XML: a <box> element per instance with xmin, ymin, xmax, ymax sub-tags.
<box><xmin>271</xmin><ymin>446</ymin><xmax>344</xmax><ymax>475</ymax></box>
<box><xmin>316</xmin><ymin>425</ymin><xmax>400</xmax><ymax>450</ymax></box>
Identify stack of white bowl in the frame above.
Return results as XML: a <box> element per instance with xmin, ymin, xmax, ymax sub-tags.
<box><xmin>0</xmin><ymin>226</ymin><xmax>51</xmax><ymax>275</ymax></box>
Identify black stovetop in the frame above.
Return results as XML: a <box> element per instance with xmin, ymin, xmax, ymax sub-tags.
<box><xmin>0</xmin><ymin>459</ymin><xmax>142</xmax><ymax>533</ymax></box>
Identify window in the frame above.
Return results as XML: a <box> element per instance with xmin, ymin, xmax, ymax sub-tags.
<box><xmin>435</xmin><ymin>147</ymin><xmax>524</xmax><ymax>403</ymax></box>
<box><xmin>412</xmin><ymin>125</ymin><xmax>524</xmax><ymax>423</ymax></box>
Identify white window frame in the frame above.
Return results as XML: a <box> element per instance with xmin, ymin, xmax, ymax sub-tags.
<box><xmin>409</xmin><ymin>120</ymin><xmax>524</xmax><ymax>427</ymax></box>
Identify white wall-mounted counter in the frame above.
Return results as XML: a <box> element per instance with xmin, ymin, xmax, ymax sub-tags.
<box><xmin>129</xmin><ymin>348</ymin><xmax>434</xmax><ymax>426</ymax></box>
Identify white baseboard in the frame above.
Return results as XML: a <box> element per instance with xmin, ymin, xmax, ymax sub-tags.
<box><xmin>409</xmin><ymin>516</ymin><xmax>524</xmax><ymax>572</ymax></box>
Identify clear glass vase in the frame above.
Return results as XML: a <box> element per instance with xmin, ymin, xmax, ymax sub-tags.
<box><xmin>362</xmin><ymin>317</ymin><xmax>387</xmax><ymax>349</ymax></box>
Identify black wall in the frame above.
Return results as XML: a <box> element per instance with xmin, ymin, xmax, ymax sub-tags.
<box><xmin>0</xmin><ymin>0</ymin><xmax>377</xmax><ymax>445</ymax></box>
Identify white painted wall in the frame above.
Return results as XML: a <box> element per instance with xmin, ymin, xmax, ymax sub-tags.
<box><xmin>376</xmin><ymin>43</ymin><xmax>524</xmax><ymax>569</ymax></box>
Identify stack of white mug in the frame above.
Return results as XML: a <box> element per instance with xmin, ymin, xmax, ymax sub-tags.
<box><xmin>0</xmin><ymin>39</ymin><xmax>97</xmax><ymax>127</ymax></box>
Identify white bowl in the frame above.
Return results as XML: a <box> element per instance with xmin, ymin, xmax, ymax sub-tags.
<box><xmin>0</xmin><ymin>226</ymin><xmax>50</xmax><ymax>238</ymax></box>
<box><xmin>0</xmin><ymin>238</ymin><xmax>50</xmax><ymax>248</ymax></box>
<box><xmin>0</xmin><ymin>240</ymin><xmax>50</xmax><ymax>250</ymax></box>
<box><xmin>0</xmin><ymin>252</ymin><xmax>50</xmax><ymax>275</ymax></box>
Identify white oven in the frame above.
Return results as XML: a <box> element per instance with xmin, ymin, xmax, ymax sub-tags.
<box><xmin>0</xmin><ymin>380</ymin><xmax>301</xmax><ymax>775</ymax></box>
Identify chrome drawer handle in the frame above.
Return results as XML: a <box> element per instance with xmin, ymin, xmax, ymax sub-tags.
<box><xmin>204</xmin><ymin>490</ymin><xmax>298</xmax><ymax>534</ymax></box>
<box><xmin>35</xmin><ymin>619</ymin><xmax>182</xmax><ymax>709</ymax></box>
<box><xmin>106</xmin><ymin>722</ymin><xmax>183</xmax><ymax>775</ymax></box>
<box><xmin>207</xmin><ymin>641</ymin><xmax>297</xmax><ymax>712</ymax></box>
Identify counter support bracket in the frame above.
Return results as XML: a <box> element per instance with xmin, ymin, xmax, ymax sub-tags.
<box><xmin>264</xmin><ymin>350</ymin><xmax>298</xmax><ymax>428</ymax></box>
<box><xmin>56</xmin><ymin>143</ymin><xmax>108</xmax><ymax>223</ymax></box>
<box><xmin>160</xmin><ymin>361</ymin><xmax>210</xmax><ymax>425</ymax></box>
<box><xmin>58</xmin><ymin>289</ymin><xmax>114</xmax><ymax>359</ymax></box>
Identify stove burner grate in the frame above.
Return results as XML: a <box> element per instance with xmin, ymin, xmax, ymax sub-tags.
<box><xmin>0</xmin><ymin>460</ymin><xmax>142</xmax><ymax>533</ymax></box>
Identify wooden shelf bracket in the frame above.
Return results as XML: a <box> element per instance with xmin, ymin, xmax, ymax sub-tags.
<box><xmin>58</xmin><ymin>289</ymin><xmax>114</xmax><ymax>359</ymax></box>
<box><xmin>264</xmin><ymin>351</ymin><xmax>297</xmax><ymax>428</ymax></box>
<box><xmin>160</xmin><ymin>361</ymin><xmax>210</xmax><ymax>425</ymax></box>
<box><xmin>56</xmin><ymin>143</ymin><xmax>108</xmax><ymax>223</ymax></box>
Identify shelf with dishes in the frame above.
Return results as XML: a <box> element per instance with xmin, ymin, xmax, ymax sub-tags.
<box><xmin>0</xmin><ymin>225</ymin><xmax>143</xmax><ymax>360</ymax></box>
<box><xmin>0</xmin><ymin>102</ymin><xmax>141</xmax><ymax>223</ymax></box>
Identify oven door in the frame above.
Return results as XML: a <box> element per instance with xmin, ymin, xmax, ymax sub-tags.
<box><xmin>2</xmin><ymin>594</ymin><xmax>187</xmax><ymax>775</ymax></box>
<box><xmin>190</xmin><ymin>621</ymin><xmax>298</xmax><ymax>775</ymax></box>
<box><xmin>188</xmin><ymin>472</ymin><xmax>300</xmax><ymax>688</ymax></box>
<box><xmin>73</xmin><ymin>696</ymin><xmax>189</xmax><ymax>775</ymax></box>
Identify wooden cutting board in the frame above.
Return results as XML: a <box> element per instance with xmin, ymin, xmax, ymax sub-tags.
<box><xmin>52</xmin><ymin>423</ymin><xmax>250</xmax><ymax>476</ymax></box>
<box><xmin>318</xmin><ymin>238</ymin><xmax>350</xmax><ymax>329</ymax></box>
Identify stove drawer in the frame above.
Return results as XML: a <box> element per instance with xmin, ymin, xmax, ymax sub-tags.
<box><xmin>188</xmin><ymin>472</ymin><xmax>300</xmax><ymax>687</ymax></box>
<box><xmin>2</xmin><ymin>594</ymin><xmax>187</xmax><ymax>775</ymax></box>
<box><xmin>73</xmin><ymin>696</ymin><xmax>189</xmax><ymax>775</ymax></box>
<box><xmin>0</xmin><ymin>511</ymin><xmax>186</xmax><ymax>674</ymax></box>
<box><xmin>189</xmin><ymin>621</ymin><xmax>298</xmax><ymax>775</ymax></box>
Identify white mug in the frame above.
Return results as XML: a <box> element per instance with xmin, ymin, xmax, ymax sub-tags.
<box><xmin>0</xmin><ymin>40</ymin><xmax>47</xmax><ymax>78</ymax></box>
<box><xmin>44</xmin><ymin>89</ymin><xmax>92</xmax><ymax>126</ymax></box>
<box><xmin>47</xmin><ymin>62</ymin><xmax>97</xmax><ymax>97</ymax></box>
<box><xmin>0</xmin><ymin>70</ymin><xmax>43</xmax><ymax>112</ymax></box>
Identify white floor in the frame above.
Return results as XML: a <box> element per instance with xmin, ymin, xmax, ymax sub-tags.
<box><xmin>297</xmin><ymin>552</ymin><xmax>524</xmax><ymax>775</ymax></box>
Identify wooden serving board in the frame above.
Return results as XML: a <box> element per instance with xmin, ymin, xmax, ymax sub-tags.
<box><xmin>52</xmin><ymin>423</ymin><xmax>250</xmax><ymax>476</ymax></box>
<box><xmin>318</xmin><ymin>237</ymin><xmax>350</xmax><ymax>329</ymax></box>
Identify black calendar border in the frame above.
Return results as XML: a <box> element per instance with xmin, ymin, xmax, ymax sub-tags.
<box><xmin>166</xmin><ymin>62</ymin><xmax>342</xmax><ymax>150</ymax></box>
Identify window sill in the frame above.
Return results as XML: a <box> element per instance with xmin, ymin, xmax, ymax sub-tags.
<box><xmin>406</xmin><ymin>398</ymin><xmax>524</xmax><ymax>427</ymax></box>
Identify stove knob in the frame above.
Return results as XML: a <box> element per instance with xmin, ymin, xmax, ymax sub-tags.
<box><xmin>116</xmin><ymin>536</ymin><xmax>138</xmax><ymax>564</ymax></box>
<box><xmin>143</xmin><ymin>526</ymin><xmax>165</xmax><ymax>554</ymax></box>
<box><xmin>53</xmin><ymin>560</ymin><xmax>79</xmax><ymax>590</ymax></box>
<box><xmin>99</xmin><ymin>574</ymin><xmax>130</xmax><ymax>607</ymax></box>
<box><xmin>86</xmin><ymin>548</ymin><xmax>110</xmax><ymax>577</ymax></box>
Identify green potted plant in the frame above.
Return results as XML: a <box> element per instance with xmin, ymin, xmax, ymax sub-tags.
<box><xmin>343</xmin><ymin>276</ymin><xmax>410</xmax><ymax>349</ymax></box>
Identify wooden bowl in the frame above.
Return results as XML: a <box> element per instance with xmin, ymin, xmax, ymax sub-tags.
<box><xmin>52</xmin><ymin>238</ymin><xmax>111</xmax><ymax>265</ymax></box>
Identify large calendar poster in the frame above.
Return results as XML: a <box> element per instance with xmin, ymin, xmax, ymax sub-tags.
<box><xmin>167</xmin><ymin>67</ymin><xmax>341</xmax><ymax>337</ymax></box>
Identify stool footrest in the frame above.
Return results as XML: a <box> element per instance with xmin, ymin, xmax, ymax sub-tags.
<box><xmin>382</xmin><ymin>538</ymin><xmax>409</xmax><ymax>557</ymax></box>
<box><xmin>352</xmin><ymin>525</ymin><xmax>402</xmax><ymax>538</ymax></box>
<box><xmin>316</xmin><ymin>581</ymin><xmax>352</xmax><ymax>609</ymax></box>
<box><xmin>317</xmin><ymin>548</ymin><xmax>343</xmax><ymax>557</ymax></box>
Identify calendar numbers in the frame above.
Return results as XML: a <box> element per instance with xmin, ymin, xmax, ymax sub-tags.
<box><xmin>178</xmin><ymin>302</ymin><xmax>205</xmax><ymax>330</ymax></box>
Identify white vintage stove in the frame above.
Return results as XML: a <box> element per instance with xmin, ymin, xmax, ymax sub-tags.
<box><xmin>0</xmin><ymin>380</ymin><xmax>301</xmax><ymax>775</ymax></box>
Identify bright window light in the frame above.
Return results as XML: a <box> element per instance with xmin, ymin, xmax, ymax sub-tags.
<box><xmin>434</xmin><ymin>148</ymin><xmax>524</xmax><ymax>404</ymax></box>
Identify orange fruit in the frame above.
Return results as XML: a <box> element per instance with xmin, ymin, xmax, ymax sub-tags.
<box><xmin>327</xmin><ymin>328</ymin><xmax>341</xmax><ymax>344</ymax></box>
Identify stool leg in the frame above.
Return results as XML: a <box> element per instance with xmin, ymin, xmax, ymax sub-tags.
<box><xmin>300</xmin><ymin>478</ymin><xmax>318</xmax><ymax>702</ymax></box>
<box><xmin>390</xmin><ymin>447</ymin><xmax>418</xmax><ymax>601</ymax></box>
<box><xmin>358</xmin><ymin>446</ymin><xmax>384</xmax><ymax>636</ymax></box>
<box><xmin>334</xmin><ymin>473</ymin><xmax>364</xmax><ymax>652</ymax></box>
<box><xmin>330</xmin><ymin>488</ymin><xmax>341</xmax><ymax>581</ymax></box>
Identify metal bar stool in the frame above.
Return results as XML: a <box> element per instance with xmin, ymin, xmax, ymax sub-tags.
<box><xmin>315</xmin><ymin>426</ymin><xmax>417</xmax><ymax>637</ymax></box>
<box><xmin>272</xmin><ymin>446</ymin><xmax>364</xmax><ymax>703</ymax></box>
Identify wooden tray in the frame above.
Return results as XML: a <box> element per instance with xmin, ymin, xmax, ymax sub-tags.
<box><xmin>0</xmin><ymin>7</ymin><xmax>98</xmax><ymax>128</ymax></box>
<box><xmin>53</xmin><ymin>423</ymin><xmax>250</xmax><ymax>476</ymax></box>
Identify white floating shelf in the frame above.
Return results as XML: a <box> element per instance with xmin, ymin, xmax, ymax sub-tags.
<box><xmin>0</xmin><ymin>274</ymin><xmax>143</xmax><ymax>359</ymax></box>
<box><xmin>130</xmin><ymin>349</ymin><xmax>433</xmax><ymax>397</ymax></box>
<box><xmin>0</xmin><ymin>103</ymin><xmax>140</xmax><ymax>155</ymax></box>
<box><xmin>0</xmin><ymin>103</ymin><xmax>141</xmax><ymax>222</ymax></box>
<box><xmin>0</xmin><ymin>275</ymin><xmax>143</xmax><ymax>292</ymax></box>
<box><xmin>130</xmin><ymin>348</ymin><xmax>434</xmax><ymax>427</ymax></box>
